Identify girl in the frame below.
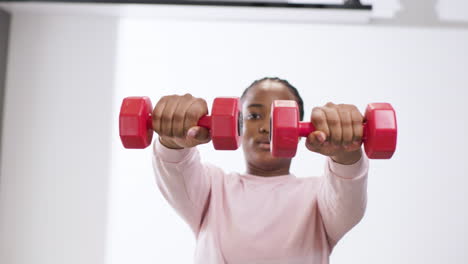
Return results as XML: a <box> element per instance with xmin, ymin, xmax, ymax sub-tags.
<box><xmin>152</xmin><ymin>77</ymin><xmax>368</xmax><ymax>264</ymax></box>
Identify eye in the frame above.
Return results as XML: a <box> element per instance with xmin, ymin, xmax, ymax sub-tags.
<box><xmin>246</xmin><ymin>113</ymin><xmax>261</xmax><ymax>120</ymax></box>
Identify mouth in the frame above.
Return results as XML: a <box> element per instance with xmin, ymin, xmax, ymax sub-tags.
<box><xmin>256</xmin><ymin>139</ymin><xmax>271</xmax><ymax>150</ymax></box>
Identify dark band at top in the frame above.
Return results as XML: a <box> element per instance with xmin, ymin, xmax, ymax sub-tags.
<box><xmin>0</xmin><ymin>0</ymin><xmax>372</xmax><ymax>10</ymax></box>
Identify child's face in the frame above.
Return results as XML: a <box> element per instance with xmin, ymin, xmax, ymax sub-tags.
<box><xmin>241</xmin><ymin>80</ymin><xmax>298</xmax><ymax>173</ymax></box>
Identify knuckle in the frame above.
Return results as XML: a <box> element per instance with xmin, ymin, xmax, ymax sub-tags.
<box><xmin>195</xmin><ymin>99</ymin><xmax>208</xmax><ymax>113</ymax></box>
<box><xmin>350</xmin><ymin>104</ymin><xmax>358</xmax><ymax>111</ymax></box>
<box><xmin>173</xmin><ymin>112</ymin><xmax>184</xmax><ymax>123</ymax></box>
<box><xmin>152</xmin><ymin>109</ymin><xmax>160</xmax><ymax>120</ymax></box>
<box><xmin>311</xmin><ymin>106</ymin><xmax>321</xmax><ymax>114</ymax></box>
<box><xmin>311</xmin><ymin>108</ymin><xmax>325</xmax><ymax>122</ymax></box>
<box><xmin>165</xmin><ymin>94</ymin><xmax>178</xmax><ymax>102</ymax></box>
<box><xmin>152</xmin><ymin>121</ymin><xmax>160</xmax><ymax>132</ymax></box>
<box><xmin>198</xmin><ymin>97</ymin><xmax>208</xmax><ymax>107</ymax></box>
<box><xmin>327</xmin><ymin>118</ymin><xmax>340</xmax><ymax>126</ymax></box>
<box><xmin>352</xmin><ymin>107</ymin><xmax>363</xmax><ymax>117</ymax></box>
<box><xmin>337</xmin><ymin>106</ymin><xmax>348</xmax><ymax>113</ymax></box>
<box><xmin>339</xmin><ymin>114</ymin><xmax>351</xmax><ymax>124</ymax></box>
<box><xmin>161</xmin><ymin>114</ymin><xmax>172</xmax><ymax>124</ymax></box>
<box><xmin>331</xmin><ymin>131</ymin><xmax>341</xmax><ymax>139</ymax></box>
<box><xmin>312</xmin><ymin>106</ymin><xmax>323</xmax><ymax>112</ymax></box>
<box><xmin>355</xmin><ymin>115</ymin><xmax>364</xmax><ymax>123</ymax></box>
<box><xmin>338</xmin><ymin>107</ymin><xmax>350</xmax><ymax>116</ymax></box>
<box><xmin>331</xmin><ymin>129</ymin><xmax>342</xmax><ymax>140</ymax></box>
<box><xmin>186</xmin><ymin>109</ymin><xmax>198</xmax><ymax>121</ymax></box>
<box><xmin>352</xmin><ymin>119</ymin><xmax>362</xmax><ymax>126</ymax></box>
<box><xmin>341</xmin><ymin>119</ymin><xmax>352</xmax><ymax>127</ymax></box>
<box><xmin>340</xmin><ymin>103</ymin><xmax>350</xmax><ymax>108</ymax></box>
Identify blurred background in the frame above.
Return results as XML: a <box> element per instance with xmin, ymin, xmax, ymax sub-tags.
<box><xmin>0</xmin><ymin>0</ymin><xmax>467</xmax><ymax>263</ymax></box>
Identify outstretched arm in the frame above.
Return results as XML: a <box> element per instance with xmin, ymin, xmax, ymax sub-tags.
<box><xmin>317</xmin><ymin>154</ymin><xmax>368</xmax><ymax>249</ymax></box>
<box><xmin>305</xmin><ymin>102</ymin><xmax>369</xmax><ymax>248</ymax></box>
<box><xmin>152</xmin><ymin>139</ymin><xmax>212</xmax><ymax>237</ymax></box>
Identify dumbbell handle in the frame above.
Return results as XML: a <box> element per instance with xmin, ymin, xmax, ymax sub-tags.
<box><xmin>298</xmin><ymin>122</ymin><xmax>368</xmax><ymax>141</ymax></box>
<box><xmin>198</xmin><ymin>116</ymin><xmax>212</xmax><ymax>128</ymax></box>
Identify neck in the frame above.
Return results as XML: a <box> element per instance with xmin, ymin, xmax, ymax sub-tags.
<box><xmin>246</xmin><ymin>160</ymin><xmax>292</xmax><ymax>177</ymax></box>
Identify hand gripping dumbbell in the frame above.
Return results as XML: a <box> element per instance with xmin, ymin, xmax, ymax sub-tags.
<box><xmin>119</xmin><ymin>96</ymin><xmax>242</xmax><ymax>150</ymax></box>
<box><xmin>270</xmin><ymin>100</ymin><xmax>397</xmax><ymax>159</ymax></box>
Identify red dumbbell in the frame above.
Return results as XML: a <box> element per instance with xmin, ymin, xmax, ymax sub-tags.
<box><xmin>119</xmin><ymin>96</ymin><xmax>242</xmax><ymax>150</ymax></box>
<box><xmin>270</xmin><ymin>100</ymin><xmax>397</xmax><ymax>159</ymax></box>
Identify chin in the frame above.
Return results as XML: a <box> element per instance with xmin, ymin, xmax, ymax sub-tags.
<box><xmin>248</xmin><ymin>150</ymin><xmax>285</xmax><ymax>167</ymax></box>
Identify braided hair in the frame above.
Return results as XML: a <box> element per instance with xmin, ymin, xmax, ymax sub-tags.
<box><xmin>241</xmin><ymin>77</ymin><xmax>304</xmax><ymax>121</ymax></box>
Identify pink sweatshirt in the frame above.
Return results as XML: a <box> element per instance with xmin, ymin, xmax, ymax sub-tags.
<box><xmin>152</xmin><ymin>140</ymin><xmax>369</xmax><ymax>264</ymax></box>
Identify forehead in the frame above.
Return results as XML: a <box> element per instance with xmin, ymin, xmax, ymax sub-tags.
<box><xmin>243</xmin><ymin>80</ymin><xmax>297</xmax><ymax>105</ymax></box>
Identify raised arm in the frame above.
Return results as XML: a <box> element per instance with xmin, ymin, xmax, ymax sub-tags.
<box><xmin>151</xmin><ymin>94</ymin><xmax>212</xmax><ymax>236</ymax></box>
<box><xmin>305</xmin><ymin>102</ymin><xmax>369</xmax><ymax>248</ymax></box>
<box><xmin>152</xmin><ymin>139</ymin><xmax>212</xmax><ymax>237</ymax></box>
<box><xmin>317</xmin><ymin>155</ymin><xmax>368</xmax><ymax>249</ymax></box>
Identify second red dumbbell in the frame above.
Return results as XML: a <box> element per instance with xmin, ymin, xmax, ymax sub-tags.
<box><xmin>270</xmin><ymin>100</ymin><xmax>397</xmax><ymax>159</ymax></box>
<box><xmin>119</xmin><ymin>96</ymin><xmax>242</xmax><ymax>150</ymax></box>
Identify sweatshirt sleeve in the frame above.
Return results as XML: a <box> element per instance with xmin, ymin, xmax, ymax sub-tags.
<box><xmin>317</xmin><ymin>153</ymin><xmax>369</xmax><ymax>249</ymax></box>
<box><xmin>152</xmin><ymin>139</ymin><xmax>212</xmax><ymax>237</ymax></box>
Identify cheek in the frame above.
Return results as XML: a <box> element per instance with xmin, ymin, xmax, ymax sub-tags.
<box><xmin>241</xmin><ymin>125</ymin><xmax>257</xmax><ymax>149</ymax></box>
<box><xmin>241</xmin><ymin>132</ymin><xmax>254</xmax><ymax>147</ymax></box>
<box><xmin>242</xmin><ymin>122</ymin><xmax>254</xmax><ymax>138</ymax></box>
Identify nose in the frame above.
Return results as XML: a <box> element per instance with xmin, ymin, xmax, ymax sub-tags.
<box><xmin>258</xmin><ymin>118</ymin><xmax>270</xmax><ymax>134</ymax></box>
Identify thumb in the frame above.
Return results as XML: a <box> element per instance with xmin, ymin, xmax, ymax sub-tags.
<box><xmin>187</xmin><ymin>126</ymin><xmax>211</xmax><ymax>144</ymax></box>
<box><xmin>305</xmin><ymin>131</ymin><xmax>326</xmax><ymax>152</ymax></box>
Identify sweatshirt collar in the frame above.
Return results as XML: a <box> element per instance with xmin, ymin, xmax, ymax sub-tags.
<box><xmin>240</xmin><ymin>173</ymin><xmax>296</xmax><ymax>184</ymax></box>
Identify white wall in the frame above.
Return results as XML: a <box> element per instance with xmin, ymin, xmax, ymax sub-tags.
<box><xmin>0</xmin><ymin>13</ymin><xmax>119</xmax><ymax>264</ymax></box>
<box><xmin>0</xmin><ymin>1</ymin><xmax>468</xmax><ymax>264</ymax></box>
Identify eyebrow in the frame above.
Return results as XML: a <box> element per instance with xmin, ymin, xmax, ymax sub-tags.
<box><xmin>247</xmin><ymin>103</ymin><xmax>264</xmax><ymax>108</ymax></box>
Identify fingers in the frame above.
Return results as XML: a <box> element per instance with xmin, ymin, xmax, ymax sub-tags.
<box><xmin>185</xmin><ymin>98</ymin><xmax>210</xmax><ymax>143</ymax></box>
<box><xmin>152</xmin><ymin>94</ymin><xmax>208</xmax><ymax>139</ymax></box>
<box><xmin>351</xmin><ymin>107</ymin><xmax>363</xmax><ymax>144</ymax></box>
<box><xmin>311</xmin><ymin>107</ymin><xmax>329</xmax><ymax>140</ymax></box>
<box><xmin>172</xmin><ymin>94</ymin><xmax>196</xmax><ymax>138</ymax></box>
<box><xmin>152</xmin><ymin>96</ymin><xmax>168</xmax><ymax>136</ymax></box>
<box><xmin>338</xmin><ymin>107</ymin><xmax>353</xmax><ymax>147</ymax></box>
<box><xmin>322</xmin><ymin>102</ymin><xmax>342</xmax><ymax>146</ymax></box>
<box><xmin>307</xmin><ymin>102</ymin><xmax>363</xmax><ymax>155</ymax></box>
<box><xmin>187</xmin><ymin>126</ymin><xmax>211</xmax><ymax>143</ymax></box>
<box><xmin>160</xmin><ymin>96</ymin><xmax>180</xmax><ymax>137</ymax></box>
<box><xmin>184</xmin><ymin>98</ymin><xmax>208</xmax><ymax>136</ymax></box>
<box><xmin>305</xmin><ymin>130</ymin><xmax>327</xmax><ymax>153</ymax></box>
<box><xmin>308</xmin><ymin>105</ymin><xmax>334</xmax><ymax>155</ymax></box>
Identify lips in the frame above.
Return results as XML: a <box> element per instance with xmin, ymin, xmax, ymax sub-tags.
<box><xmin>256</xmin><ymin>138</ymin><xmax>271</xmax><ymax>150</ymax></box>
<box><xmin>255</xmin><ymin>138</ymin><xmax>270</xmax><ymax>144</ymax></box>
